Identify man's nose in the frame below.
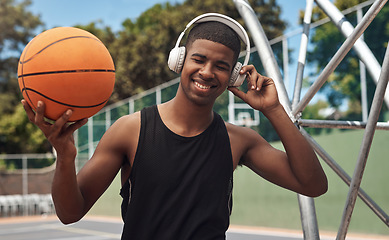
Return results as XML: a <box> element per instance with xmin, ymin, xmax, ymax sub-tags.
<box><xmin>199</xmin><ymin>63</ymin><xmax>215</xmax><ymax>79</ymax></box>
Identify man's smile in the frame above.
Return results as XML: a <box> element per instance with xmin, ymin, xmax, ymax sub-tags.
<box><xmin>193</xmin><ymin>79</ymin><xmax>216</xmax><ymax>90</ymax></box>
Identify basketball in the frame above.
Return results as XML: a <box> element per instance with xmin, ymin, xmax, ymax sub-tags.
<box><xmin>18</xmin><ymin>27</ymin><xmax>115</xmax><ymax>121</ymax></box>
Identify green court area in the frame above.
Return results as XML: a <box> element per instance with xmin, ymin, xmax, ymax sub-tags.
<box><xmin>88</xmin><ymin>129</ymin><xmax>389</xmax><ymax>236</ymax></box>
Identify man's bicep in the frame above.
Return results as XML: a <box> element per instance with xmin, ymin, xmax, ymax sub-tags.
<box><xmin>76</xmin><ymin>115</ymin><xmax>138</xmax><ymax>211</ymax></box>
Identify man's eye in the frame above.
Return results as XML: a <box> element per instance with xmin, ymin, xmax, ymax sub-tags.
<box><xmin>192</xmin><ymin>58</ymin><xmax>204</xmax><ymax>63</ymax></box>
<box><xmin>216</xmin><ymin>65</ymin><xmax>228</xmax><ymax>71</ymax></box>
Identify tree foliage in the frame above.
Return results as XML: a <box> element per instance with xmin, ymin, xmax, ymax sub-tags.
<box><xmin>0</xmin><ymin>0</ymin><xmax>47</xmax><ymax>157</ymax></box>
<box><xmin>0</xmin><ymin>0</ymin><xmax>42</xmax><ymax>113</ymax></box>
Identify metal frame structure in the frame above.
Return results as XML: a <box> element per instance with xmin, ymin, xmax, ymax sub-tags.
<box><xmin>233</xmin><ymin>0</ymin><xmax>388</xmax><ymax>239</ymax></box>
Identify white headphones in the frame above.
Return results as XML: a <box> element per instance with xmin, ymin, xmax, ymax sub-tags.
<box><xmin>167</xmin><ymin>13</ymin><xmax>251</xmax><ymax>87</ymax></box>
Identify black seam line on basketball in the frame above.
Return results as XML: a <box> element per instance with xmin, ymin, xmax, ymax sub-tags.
<box><xmin>20</xmin><ymin>36</ymin><xmax>38</xmax><ymax>110</ymax></box>
<box><xmin>19</xmin><ymin>36</ymin><xmax>102</xmax><ymax>64</ymax></box>
<box><xmin>18</xmin><ymin>69</ymin><xmax>115</xmax><ymax>78</ymax></box>
<box><xmin>20</xmin><ymin>49</ymin><xmax>35</xmax><ymax>109</ymax></box>
<box><xmin>22</xmin><ymin>76</ymin><xmax>37</xmax><ymax>110</ymax></box>
<box><xmin>21</xmin><ymin>87</ymin><xmax>108</xmax><ymax>108</ymax></box>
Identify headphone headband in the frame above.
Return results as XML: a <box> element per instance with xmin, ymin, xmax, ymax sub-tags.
<box><xmin>168</xmin><ymin>13</ymin><xmax>251</xmax><ymax>86</ymax></box>
<box><xmin>175</xmin><ymin>13</ymin><xmax>250</xmax><ymax>66</ymax></box>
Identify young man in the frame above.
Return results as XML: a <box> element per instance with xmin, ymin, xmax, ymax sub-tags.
<box><xmin>22</xmin><ymin>14</ymin><xmax>327</xmax><ymax>240</ymax></box>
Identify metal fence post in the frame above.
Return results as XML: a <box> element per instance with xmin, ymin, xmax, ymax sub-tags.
<box><xmin>22</xmin><ymin>155</ymin><xmax>28</xmax><ymax>216</ymax></box>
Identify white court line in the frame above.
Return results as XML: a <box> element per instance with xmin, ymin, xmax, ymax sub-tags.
<box><xmin>227</xmin><ymin>226</ymin><xmax>389</xmax><ymax>240</ymax></box>
<box><xmin>54</xmin><ymin>224</ymin><xmax>121</xmax><ymax>239</ymax></box>
<box><xmin>0</xmin><ymin>223</ymin><xmax>60</xmax><ymax>235</ymax></box>
<box><xmin>0</xmin><ymin>221</ymin><xmax>121</xmax><ymax>239</ymax></box>
<box><xmin>227</xmin><ymin>227</ymin><xmax>303</xmax><ymax>239</ymax></box>
<box><xmin>44</xmin><ymin>236</ymin><xmax>111</xmax><ymax>240</ymax></box>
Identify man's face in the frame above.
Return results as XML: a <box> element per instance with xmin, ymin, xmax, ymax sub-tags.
<box><xmin>179</xmin><ymin>39</ymin><xmax>235</xmax><ymax>106</ymax></box>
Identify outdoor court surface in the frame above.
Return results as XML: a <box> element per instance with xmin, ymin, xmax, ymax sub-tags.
<box><xmin>0</xmin><ymin>215</ymin><xmax>387</xmax><ymax>240</ymax></box>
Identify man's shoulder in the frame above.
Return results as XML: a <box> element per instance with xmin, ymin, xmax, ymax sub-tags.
<box><xmin>224</xmin><ymin>121</ymin><xmax>257</xmax><ymax>136</ymax></box>
<box><xmin>224</xmin><ymin>121</ymin><xmax>264</xmax><ymax>149</ymax></box>
<box><xmin>106</xmin><ymin>111</ymin><xmax>141</xmax><ymax>134</ymax></box>
<box><xmin>118</xmin><ymin>111</ymin><xmax>141</xmax><ymax>123</ymax></box>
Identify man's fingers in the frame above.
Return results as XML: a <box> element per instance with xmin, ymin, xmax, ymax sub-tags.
<box><xmin>247</xmin><ymin>72</ymin><xmax>256</xmax><ymax>90</ymax></box>
<box><xmin>67</xmin><ymin>118</ymin><xmax>88</xmax><ymax>134</ymax></box>
<box><xmin>21</xmin><ymin>100</ymin><xmax>36</xmax><ymax>123</ymax></box>
<box><xmin>21</xmin><ymin>100</ymin><xmax>81</xmax><ymax>147</ymax></box>
<box><xmin>240</xmin><ymin>65</ymin><xmax>263</xmax><ymax>92</ymax></box>
<box><xmin>51</xmin><ymin>109</ymin><xmax>72</xmax><ymax>135</ymax></box>
<box><xmin>228</xmin><ymin>86</ymin><xmax>247</xmax><ymax>102</ymax></box>
<box><xmin>34</xmin><ymin>101</ymin><xmax>46</xmax><ymax>124</ymax></box>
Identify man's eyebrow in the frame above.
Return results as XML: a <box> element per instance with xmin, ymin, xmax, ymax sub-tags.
<box><xmin>191</xmin><ymin>53</ymin><xmax>206</xmax><ymax>59</ymax></box>
<box><xmin>191</xmin><ymin>53</ymin><xmax>231</xmax><ymax>69</ymax></box>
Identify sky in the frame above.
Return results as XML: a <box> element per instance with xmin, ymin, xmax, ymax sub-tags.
<box><xmin>28</xmin><ymin>0</ymin><xmax>307</xmax><ymax>33</ymax></box>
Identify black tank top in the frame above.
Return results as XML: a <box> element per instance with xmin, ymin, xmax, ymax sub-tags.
<box><xmin>120</xmin><ymin>105</ymin><xmax>233</xmax><ymax>240</ymax></box>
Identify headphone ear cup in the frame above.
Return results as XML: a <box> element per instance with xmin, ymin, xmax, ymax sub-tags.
<box><xmin>229</xmin><ymin>62</ymin><xmax>245</xmax><ymax>87</ymax></box>
<box><xmin>168</xmin><ymin>46</ymin><xmax>186</xmax><ymax>73</ymax></box>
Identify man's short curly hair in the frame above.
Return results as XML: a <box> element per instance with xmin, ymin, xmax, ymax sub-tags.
<box><xmin>185</xmin><ymin>21</ymin><xmax>241</xmax><ymax>63</ymax></box>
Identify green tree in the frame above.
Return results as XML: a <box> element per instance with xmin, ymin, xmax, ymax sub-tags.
<box><xmin>304</xmin><ymin>0</ymin><xmax>388</xmax><ymax>120</ymax></box>
<box><xmin>0</xmin><ymin>0</ymin><xmax>48</xmax><ymax>160</ymax></box>
<box><xmin>74</xmin><ymin>22</ymin><xmax>116</xmax><ymax>52</ymax></box>
<box><xmin>110</xmin><ymin>3</ymin><xmax>180</xmax><ymax>102</ymax></box>
<box><xmin>0</xmin><ymin>0</ymin><xmax>42</xmax><ymax>113</ymax></box>
<box><xmin>0</xmin><ymin>104</ymin><xmax>53</xmax><ymax>169</ymax></box>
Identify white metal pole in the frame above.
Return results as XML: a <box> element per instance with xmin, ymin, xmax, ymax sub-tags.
<box><xmin>233</xmin><ymin>0</ymin><xmax>292</xmax><ymax>114</ymax></box>
<box><xmin>292</xmin><ymin>0</ymin><xmax>314</xmax><ymax>110</ymax></box>
<box><xmin>233</xmin><ymin>1</ymin><xmax>320</xmax><ymax>239</ymax></box>
<box><xmin>294</xmin><ymin>1</ymin><xmax>320</xmax><ymax>239</ymax></box>
<box><xmin>337</xmin><ymin>41</ymin><xmax>389</xmax><ymax>239</ymax></box>
<box><xmin>88</xmin><ymin>117</ymin><xmax>94</xmax><ymax>159</ymax></box>
<box><xmin>228</xmin><ymin>91</ymin><xmax>236</xmax><ymax>124</ymax></box>
<box><xmin>282</xmin><ymin>37</ymin><xmax>289</xmax><ymax>94</ymax></box>
<box><xmin>357</xmin><ymin>8</ymin><xmax>368</xmax><ymax>121</ymax></box>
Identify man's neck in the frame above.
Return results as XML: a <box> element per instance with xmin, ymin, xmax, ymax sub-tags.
<box><xmin>158</xmin><ymin>97</ymin><xmax>214</xmax><ymax>137</ymax></box>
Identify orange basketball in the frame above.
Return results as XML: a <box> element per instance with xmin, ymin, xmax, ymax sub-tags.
<box><xmin>18</xmin><ymin>27</ymin><xmax>115</xmax><ymax>121</ymax></box>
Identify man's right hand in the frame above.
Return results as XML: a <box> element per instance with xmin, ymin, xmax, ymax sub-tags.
<box><xmin>21</xmin><ymin>100</ymin><xmax>88</xmax><ymax>159</ymax></box>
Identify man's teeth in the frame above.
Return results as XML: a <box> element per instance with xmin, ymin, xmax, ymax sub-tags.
<box><xmin>195</xmin><ymin>81</ymin><xmax>211</xmax><ymax>89</ymax></box>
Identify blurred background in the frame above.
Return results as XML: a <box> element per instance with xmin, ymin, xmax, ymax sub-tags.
<box><xmin>0</xmin><ymin>0</ymin><xmax>388</xmax><ymax>238</ymax></box>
